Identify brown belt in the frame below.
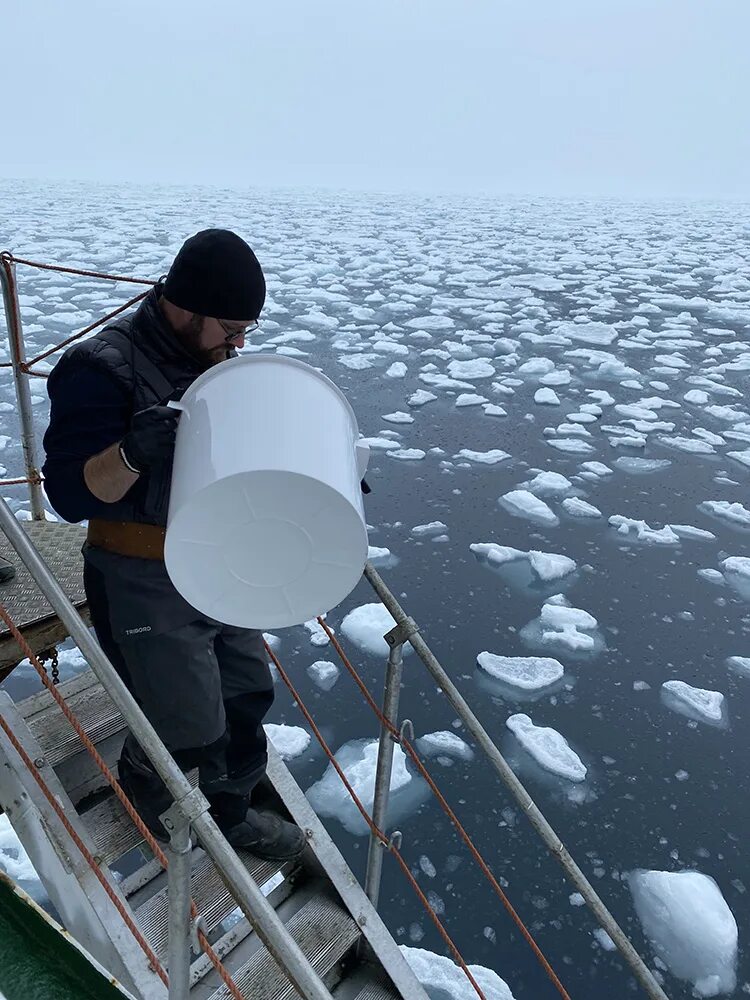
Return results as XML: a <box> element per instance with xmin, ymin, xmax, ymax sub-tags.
<box><xmin>87</xmin><ymin>519</ymin><xmax>166</xmax><ymax>561</ymax></box>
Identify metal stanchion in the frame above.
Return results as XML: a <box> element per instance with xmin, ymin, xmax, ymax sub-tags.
<box><xmin>161</xmin><ymin>803</ymin><xmax>194</xmax><ymax>1000</ymax></box>
<box><xmin>0</xmin><ymin>497</ymin><xmax>334</xmax><ymax>1000</ymax></box>
<box><xmin>363</xmin><ymin>617</ymin><xmax>420</xmax><ymax>909</ymax></box>
<box><xmin>0</xmin><ymin>255</ymin><xmax>45</xmax><ymax>519</ymax></box>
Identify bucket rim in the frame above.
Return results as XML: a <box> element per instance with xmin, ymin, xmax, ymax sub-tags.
<box><xmin>179</xmin><ymin>353</ymin><xmax>361</xmax><ymax>431</ymax></box>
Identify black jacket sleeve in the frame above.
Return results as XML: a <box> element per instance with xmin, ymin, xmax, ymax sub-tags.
<box><xmin>42</xmin><ymin>364</ymin><xmax>132</xmax><ymax>523</ymax></box>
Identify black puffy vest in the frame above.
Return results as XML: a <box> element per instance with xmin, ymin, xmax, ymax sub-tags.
<box><xmin>49</xmin><ymin>286</ymin><xmax>205</xmax><ymax>526</ymax></box>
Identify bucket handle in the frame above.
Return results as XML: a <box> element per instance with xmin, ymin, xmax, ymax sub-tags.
<box><xmin>356</xmin><ymin>440</ymin><xmax>370</xmax><ymax>480</ymax></box>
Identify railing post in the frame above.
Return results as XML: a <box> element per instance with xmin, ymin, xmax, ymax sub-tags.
<box><xmin>0</xmin><ymin>498</ymin><xmax>335</xmax><ymax>1000</ymax></box>
<box><xmin>363</xmin><ymin>562</ymin><xmax>670</xmax><ymax>1000</ymax></box>
<box><xmin>161</xmin><ymin>800</ymin><xmax>197</xmax><ymax>1000</ymax></box>
<box><xmin>363</xmin><ymin>617</ymin><xmax>419</xmax><ymax>910</ymax></box>
<box><xmin>0</xmin><ymin>254</ymin><xmax>45</xmax><ymax>520</ymax></box>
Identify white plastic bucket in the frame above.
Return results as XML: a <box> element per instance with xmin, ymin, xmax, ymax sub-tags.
<box><xmin>164</xmin><ymin>355</ymin><xmax>370</xmax><ymax>629</ymax></box>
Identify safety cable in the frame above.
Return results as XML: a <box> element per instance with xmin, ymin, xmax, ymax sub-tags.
<box><xmin>264</xmin><ymin>640</ymin><xmax>488</xmax><ymax>1000</ymax></box>
<box><xmin>0</xmin><ymin>604</ymin><xmax>247</xmax><ymax>1000</ymax></box>
<box><xmin>317</xmin><ymin>618</ymin><xmax>572</xmax><ymax>999</ymax></box>
<box><xmin>0</xmin><ymin>251</ymin><xmax>568</xmax><ymax>998</ymax></box>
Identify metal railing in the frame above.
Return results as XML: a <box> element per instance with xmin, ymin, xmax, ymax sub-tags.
<box><xmin>362</xmin><ymin>564</ymin><xmax>669</xmax><ymax>999</ymax></box>
<box><xmin>0</xmin><ymin>498</ymin><xmax>335</xmax><ymax>1000</ymax></box>
<box><xmin>0</xmin><ymin>255</ymin><xmax>45</xmax><ymax>519</ymax></box>
<box><xmin>0</xmin><ymin>251</ymin><xmax>671</xmax><ymax>999</ymax></box>
<box><xmin>0</xmin><ymin>258</ymin><xmax>336</xmax><ymax>997</ymax></box>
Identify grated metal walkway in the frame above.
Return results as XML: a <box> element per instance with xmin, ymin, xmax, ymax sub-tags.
<box><xmin>0</xmin><ymin>521</ymin><xmax>88</xmax><ymax>677</ymax></box>
<box><xmin>0</xmin><ymin>670</ymin><xmax>427</xmax><ymax>1000</ymax></box>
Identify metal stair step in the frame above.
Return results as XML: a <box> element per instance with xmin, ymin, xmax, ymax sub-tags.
<box><xmin>80</xmin><ymin>769</ymin><xmax>199</xmax><ymax>867</ymax></box>
<box><xmin>134</xmin><ymin>847</ymin><xmax>297</xmax><ymax>964</ymax></box>
<box><xmin>204</xmin><ymin>890</ymin><xmax>361</xmax><ymax>1000</ymax></box>
<box><xmin>13</xmin><ymin>675</ymin><xmax>429</xmax><ymax>1000</ymax></box>
<box><xmin>349</xmin><ymin>983</ymin><xmax>402</xmax><ymax>1000</ymax></box>
<box><xmin>80</xmin><ymin>787</ymin><xmax>149</xmax><ymax>865</ymax></box>
<box><xmin>21</xmin><ymin>669</ymin><xmax>123</xmax><ymax>767</ymax></box>
<box><xmin>332</xmin><ymin>966</ymin><xmax>402</xmax><ymax>1000</ymax></box>
<box><xmin>19</xmin><ymin>669</ymin><xmax>127</xmax><ymax>803</ymax></box>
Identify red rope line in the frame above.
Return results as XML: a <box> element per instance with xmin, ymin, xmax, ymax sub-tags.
<box><xmin>0</xmin><ymin>709</ymin><xmax>169</xmax><ymax>985</ymax></box>
<box><xmin>316</xmin><ymin>618</ymin><xmax>572</xmax><ymax>1000</ymax></box>
<box><xmin>0</xmin><ymin>250</ymin><xmax>563</xmax><ymax>995</ymax></box>
<box><xmin>0</xmin><ymin>290</ymin><xmax>150</xmax><ymax>374</ymax></box>
<box><xmin>0</xmin><ymin>252</ymin><xmax>154</xmax><ymax>374</ymax></box>
<box><xmin>28</xmin><ymin>290</ymin><xmax>150</xmax><ymax>367</ymax></box>
<box><xmin>3</xmin><ymin>254</ymin><xmax>155</xmax><ymax>286</ymax></box>
<box><xmin>264</xmin><ymin>640</ymin><xmax>488</xmax><ymax>1000</ymax></box>
<box><xmin>0</xmin><ymin>604</ymin><xmax>247</xmax><ymax>1000</ymax></box>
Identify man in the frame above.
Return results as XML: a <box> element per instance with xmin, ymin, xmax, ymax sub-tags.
<box><xmin>43</xmin><ymin>229</ymin><xmax>305</xmax><ymax>860</ymax></box>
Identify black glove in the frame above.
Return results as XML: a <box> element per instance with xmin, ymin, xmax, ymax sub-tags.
<box><xmin>120</xmin><ymin>404</ymin><xmax>181</xmax><ymax>473</ymax></box>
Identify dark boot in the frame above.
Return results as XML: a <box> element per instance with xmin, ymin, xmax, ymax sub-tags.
<box><xmin>223</xmin><ymin>807</ymin><xmax>306</xmax><ymax>860</ymax></box>
<box><xmin>0</xmin><ymin>557</ymin><xmax>15</xmax><ymax>584</ymax></box>
<box><xmin>249</xmin><ymin>774</ymin><xmax>278</xmax><ymax>810</ymax></box>
<box><xmin>118</xmin><ymin>738</ymin><xmax>172</xmax><ymax>843</ymax></box>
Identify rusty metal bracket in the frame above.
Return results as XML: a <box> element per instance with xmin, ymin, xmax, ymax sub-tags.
<box><xmin>384</xmin><ymin>616</ymin><xmax>420</xmax><ymax>649</ymax></box>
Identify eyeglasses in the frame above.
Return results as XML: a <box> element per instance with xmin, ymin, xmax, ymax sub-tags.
<box><xmin>217</xmin><ymin>318</ymin><xmax>260</xmax><ymax>342</ymax></box>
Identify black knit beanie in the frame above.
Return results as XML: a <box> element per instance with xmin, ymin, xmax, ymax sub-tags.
<box><xmin>163</xmin><ymin>229</ymin><xmax>266</xmax><ymax>321</ymax></box>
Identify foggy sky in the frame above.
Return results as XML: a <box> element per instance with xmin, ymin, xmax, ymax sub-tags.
<box><xmin>2</xmin><ymin>0</ymin><xmax>749</xmax><ymax>199</ymax></box>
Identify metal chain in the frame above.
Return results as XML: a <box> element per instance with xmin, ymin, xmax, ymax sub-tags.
<box><xmin>37</xmin><ymin>646</ymin><xmax>60</xmax><ymax>686</ymax></box>
<box><xmin>0</xmin><ymin>610</ymin><xmax>247</xmax><ymax>999</ymax></box>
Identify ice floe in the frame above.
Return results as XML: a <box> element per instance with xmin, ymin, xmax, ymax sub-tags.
<box><xmin>521</xmin><ymin>594</ymin><xmax>604</xmax><ymax>657</ymax></box>
<box><xmin>307</xmin><ymin>739</ymin><xmax>427</xmax><ymax>835</ymax></box>
<box><xmin>400</xmin><ymin>946</ymin><xmax>516</xmax><ymax>1000</ymax></box>
<box><xmin>448</xmin><ymin>358</ymin><xmax>495</xmax><ymax>380</ymax></box>
<box><xmin>412</xmin><ymin>521</ymin><xmax>448</xmax><ymax>538</ymax></box>
<box><xmin>499</xmin><ymin>490</ymin><xmax>559</xmax><ymax>526</ymax></box>
<box><xmin>455</xmin><ymin>449</ymin><xmax>510</xmax><ymax>465</ymax></box>
<box><xmin>340</xmin><ymin>603</ymin><xmax>415</xmax><ymax>657</ymax></box>
<box><xmin>470</xmin><ymin>543</ymin><xmax>575</xmax><ymax>583</ymax></box>
<box><xmin>629</xmin><ymin>870</ymin><xmax>737</xmax><ymax>997</ymax></box>
<box><xmin>608</xmin><ymin>516</ymin><xmax>680</xmax><ymax>546</ymax></box>
<box><xmin>534</xmin><ymin>387</ymin><xmax>560</xmax><ymax>405</ymax></box>
<box><xmin>415</xmin><ymin>731</ymin><xmax>474</xmax><ymax>761</ymax></box>
<box><xmin>726</xmin><ymin>655</ymin><xmax>750</xmax><ymax>677</ymax></box>
<box><xmin>521</xmin><ymin>471</ymin><xmax>573</xmax><ymax>497</ymax></box>
<box><xmin>661</xmin><ymin>680</ymin><xmax>726</xmax><ymax>726</ymax></box>
<box><xmin>698</xmin><ymin>500</ymin><xmax>750</xmax><ymax>529</ymax></box>
<box><xmin>561</xmin><ymin>497</ymin><xmax>602</xmax><ymax>518</ymax></box>
<box><xmin>306</xmin><ymin>660</ymin><xmax>340</xmax><ymax>691</ymax></box>
<box><xmin>408</xmin><ymin>389</ymin><xmax>437</xmax><ymax>407</ymax></box>
<box><xmin>455</xmin><ymin>393</ymin><xmax>489</xmax><ymax>407</ymax></box>
<box><xmin>265</xmin><ymin>724</ymin><xmax>311</xmax><ymax>760</ymax></box>
<box><xmin>477</xmin><ymin>653</ymin><xmax>564</xmax><ymax>691</ymax></box>
<box><xmin>506</xmin><ymin>714</ymin><xmax>586</xmax><ymax>782</ymax></box>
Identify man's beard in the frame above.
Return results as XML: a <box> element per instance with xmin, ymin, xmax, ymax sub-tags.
<box><xmin>180</xmin><ymin>316</ymin><xmax>230</xmax><ymax>370</ymax></box>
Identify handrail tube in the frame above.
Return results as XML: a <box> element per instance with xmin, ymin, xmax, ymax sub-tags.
<box><xmin>363</xmin><ymin>640</ymin><xmax>404</xmax><ymax>908</ymax></box>
<box><xmin>0</xmin><ymin>498</ymin><xmax>334</xmax><ymax>1000</ymax></box>
<box><xmin>166</xmin><ymin>822</ymin><xmax>192</xmax><ymax>1000</ymax></box>
<box><xmin>0</xmin><ymin>258</ymin><xmax>45</xmax><ymax>519</ymax></box>
<box><xmin>364</xmin><ymin>562</ymin><xmax>669</xmax><ymax>1000</ymax></box>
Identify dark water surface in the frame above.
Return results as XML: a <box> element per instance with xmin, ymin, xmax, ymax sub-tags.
<box><xmin>1</xmin><ymin>179</ymin><xmax>749</xmax><ymax>999</ymax></box>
